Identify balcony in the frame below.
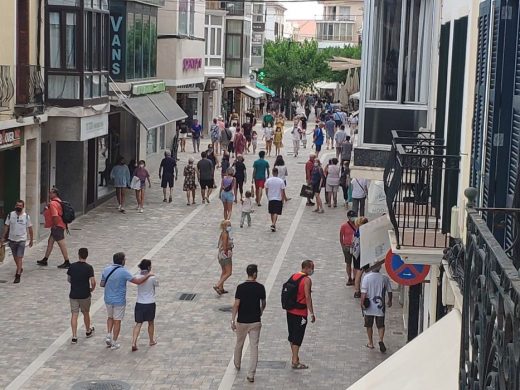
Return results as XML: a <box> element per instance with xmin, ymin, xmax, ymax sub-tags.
<box><xmin>0</xmin><ymin>65</ymin><xmax>14</xmax><ymax>112</ymax></box>
<box><xmin>15</xmin><ymin>64</ymin><xmax>44</xmax><ymax>117</ymax></box>
<box><xmin>383</xmin><ymin>130</ymin><xmax>460</xmax><ymax>264</ymax></box>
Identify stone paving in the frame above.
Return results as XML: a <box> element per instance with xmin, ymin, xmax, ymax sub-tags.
<box><xmin>0</xmin><ymin>122</ymin><xmax>406</xmax><ymax>390</ymax></box>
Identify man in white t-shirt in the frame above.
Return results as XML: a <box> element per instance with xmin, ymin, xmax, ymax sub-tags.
<box><xmin>351</xmin><ymin>177</ymin><xmax>369</xmax><ymax>217</ymax></box>
<box><xmin>291</xmin><ymin>121</ymin><xmax>302</xmax><ymax>157</ymax></box>
<box><xmin>265</xmin><ymin>167</ymin><xmax>287</xmax><ymax>232</ymax></box>
<box><xmin>1</xmin><ymin>200</ymin><xmax>33</xmax><ymax>283</ymax></box>
<box><xmin>360</xmin><ymin>265</ymin><xmax>393</xmax><ymax>352</ymax></box>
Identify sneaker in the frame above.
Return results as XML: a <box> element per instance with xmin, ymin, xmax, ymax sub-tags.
<box><xmin>139</xmin><ymin>208</ymin><xmax>144</xmax><ymax>213</ymax></box>
<box><xmin>57</xmin><ymin>261</ymin><xmax>70</xmax><ymax>269</ymax></box>
<box><xmin>13</xmin><ymin>274</ymin><xmax>20</xmax><ymax>284</ymax></box>
<box><xmin>86</xmin><ymin>327</ymin><xmax>95</xmax><ymax>338</ymax></box>
<box><xmin>117</xmin><ymin>204</ymin><xmax>121</xmax><ymax>210</ymax></box>
<box><xmin>110</xmin><ymin>342</ymin><xmax>121</xmax><ymax>350</ymax></box>
<box><xmin>71</xmin><ymin>337</ymin><xmax>78</xmax><ymax>344</ymax></box>
<box><xmin>169</xmin><ymin>196</ymin><xmax>172</xmax><ymax>203</ymax></box>
<box><xmin>271</xmin><ymin>225</ymin><xmax>276</xmax><ymax>232</ymax></box>
<box><xmin>163</xmin><ymin>198</ymin><xmax>167</xmax><ymax>203</ymax></box>
<box><xmin>37</xmin><ymin>258</ymin><xmax>48</xmax><ymax>266</ymax></box>
<box><xmin>247</xmin><ymin>377</ymin><xmax>254</xmax><ymax>383</ymax></box>
<box><xmin>120</xmin><ymin>208</ymin><xmax>125</xmax><ymax>213</ymax></box>
<box><xmin>105</xmin><ymin>335</ymin><xmax>112</xmax><ymax>347</ymax></box>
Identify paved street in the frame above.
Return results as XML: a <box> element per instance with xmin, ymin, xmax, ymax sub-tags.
<box><xmin>0</xmin><ymin>126</ymin><xmax>405</xmax><ymax>390</ymax></box>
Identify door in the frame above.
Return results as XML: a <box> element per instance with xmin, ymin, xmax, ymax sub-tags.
<box><xmin>86</xmin><ymin>138</ymin><xmax>96</xmax><ymax>208</ymax></box>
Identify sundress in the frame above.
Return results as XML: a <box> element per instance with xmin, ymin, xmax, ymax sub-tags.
<box><xmin>183</xmin><ymin>165</ymin><xmax>197</xmax><ymax>191</ymax></box>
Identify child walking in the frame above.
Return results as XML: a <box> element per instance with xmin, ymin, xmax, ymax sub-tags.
<box><xmin>240</xmin><ymin>191</ymin><xmax>253</xmax><ymax>228</ymax></box>
<box><xmin>252</xmin><ymin>130</ymin><xmax>258</xmax><ymax>154</ymax></box>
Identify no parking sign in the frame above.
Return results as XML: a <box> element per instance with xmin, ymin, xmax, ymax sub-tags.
<box><xmin>384</xmin><ymin>250</ymin><xmax>430</xmax><ymax>286</ymax></box>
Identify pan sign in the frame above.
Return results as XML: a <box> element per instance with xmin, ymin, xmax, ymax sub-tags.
<box><xmin>183</xmin><ymin>58</ymin><xmax>202</xmax><ymax>71</ymax></box>
<box><xmin>384</xmin><ymin>250</ymin><xmax>430</xmax><ymax>286</ymax></box>
<box><xmin>0</xmin><ymin>128</ymin><xmax>23</xmax><ymax>151</ymax></box>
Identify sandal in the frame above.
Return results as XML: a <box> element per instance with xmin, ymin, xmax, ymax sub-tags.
<box><xmin>131</xmin><ymin>345</ymin><xmax>138</xmax><ymax>352</ymax></box>
<box><xmin>213</xmin><ymin>286</ymin><xmax>223</xmax><ymax>295</ymax></box>
<box><xmin>291</xmin><ymin>362</ymin><xmax>309</xmax><ymax>369</ymax></box>
<box><xmin>379</xmin><ymin>341</ymin><xmax>387</xmax><ymax>353</ymax></box>
<box><xmin>149</xmin><ymin>340</ymin><xmax>157</xmax><ymax>346</ymax></box>
<box><xmin>365</xmin><ymin>344</ymin><xmax>374</xmax><ymax>349</ymax></box>
<box><xmin>346</xmin><ymin>279</ymin><xmax>354</xmax><ymax>286</ymax></box>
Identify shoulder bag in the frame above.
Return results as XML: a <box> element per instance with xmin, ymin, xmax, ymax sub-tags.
<box><xmin>100</xmin><ymin>265</ymin><xmax>122</xmax><ymax>288</ymax></box>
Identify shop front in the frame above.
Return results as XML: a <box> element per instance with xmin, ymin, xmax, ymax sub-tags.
<box><xmin>176</xmin><ymin>83</ymin><xmax>204</xmax><ymax>130</ymax></box>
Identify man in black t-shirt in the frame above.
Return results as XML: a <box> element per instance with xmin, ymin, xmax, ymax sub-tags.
<box><xmin>159</xmin><ymin>150</ymin><xmax>178</xmax><ymax>203</ymax></box>
<box><xmin>231</xmin><ymin>264</ymin><xmax>266</xmax><ymax>383</ymax></box>
<box><xmin>67</xmin><ymin>248</ymin><xmax>96</xmax><ymax>344</ymax></box>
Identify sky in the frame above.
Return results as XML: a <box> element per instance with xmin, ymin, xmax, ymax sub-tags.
<box><xmin>283</xmin><ymin>1</ymin><xmax>323</xmax><ymax>20</ymax></box>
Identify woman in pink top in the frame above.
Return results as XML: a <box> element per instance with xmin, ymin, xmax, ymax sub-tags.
<box><xmin>133</xmin><ymin>160</ymin><xmax>151</xmax><ymax>213</ymax></box>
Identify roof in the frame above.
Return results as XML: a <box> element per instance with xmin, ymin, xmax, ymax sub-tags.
<box><xmin>328</xmin><ymin>56</ymin><xmax>362</xmax><ymax>71</ymax></box>
<box><xmin>286</xmin><ymin>20</ymin><xmax>317</xmax><ymax>40</ymax></box>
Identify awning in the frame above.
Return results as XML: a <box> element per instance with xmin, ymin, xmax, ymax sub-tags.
<box><xmin>255</xmin><ymin>82</ymin><xmax>275</xmax><ymax>96</ymax></box>
<box><xmin>350</xmin><ymin>91</ymin><xmax>360</xmax><ymax>100</ymax></box>
<box><xmin>122</xmin><ymin>92</ymin><xmax>187</xmax><ymax>130</ymax></box>
<box><xmin>348</xmin><ymin>310</ymin><xmax>461</xmax><ymax>390</ymax></box>
<box><xmin>315</xmin><ymin>81</ymin><xmax>339</xmax><ymax>90</ymax></box>
<box><xmin>239</xmin><ymin>85</ymin><xmax>265</xmax><ymax>99</ymax></box>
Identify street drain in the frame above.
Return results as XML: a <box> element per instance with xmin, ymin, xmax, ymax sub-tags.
<box><xmin>218</xmin><ymin>306</ymin><xmax>233</xmax><ymax>312</ymax></box>
<box><xmin>178</xmin><ymin>293</ymin><xmax>197</xmax><ymax>301</ymax></box>
<box><xmin>71</xmin><ymin>380</ymin><xmax>130</xmax><ymax>390</ymax></box>
<box><xmin>257</xmin><ymin>361</ymin><xmax>287</xmax><ymax>369</ymax></box>
<box><xmin>0</xmin><ymin>280</ymin><xmax>8</xmax><ymax>283</ymax></box>
<box><xmin>392</xmin><ymin>331</ymin><xmax>404</xmax><ymax>335</ymax></box>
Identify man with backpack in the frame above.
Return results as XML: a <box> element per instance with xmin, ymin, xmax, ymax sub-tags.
<box><xmin>282</xmin><ymin>260</ymin><xmax>316</xmax><ymax>369</ymax></box>
<box><xmin>38</xmin><ymin>187</ymin><xmax>73</xmax><ymax>269</ymax></box>
<box><xmin>340</xmin><ymin>210</ymin><xmax>357</xmax><ymax>286</ymax></box>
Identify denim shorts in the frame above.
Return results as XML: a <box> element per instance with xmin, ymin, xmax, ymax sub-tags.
<box><xmin>221</xmin><ymin>190</ymin><xmax>234</xmax><ymax>203</ymax></box>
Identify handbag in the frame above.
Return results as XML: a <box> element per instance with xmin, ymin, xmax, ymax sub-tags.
<box><xmin>300</xmin><ymin>184</ymin><xmax>314</xmax><ymax>198</ymax></box>
<box><xmin>0</xmin><ymin>244</ymin><xmax>5</xmax><ymax>264</ymax></box>
<box><xmin>130</xmin><ymin>176</ymin><xmax>141</xmax><ymax>190</ymax></box>
<box><xmin>363</xmin><ymin>297</ymin><xmax>371</xmax><ymax>309</ymax></box>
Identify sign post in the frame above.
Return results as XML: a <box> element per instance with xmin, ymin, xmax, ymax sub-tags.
<box><xmin>384</xmin><ymin>250</ymin><xmax>430</xmax><ymax>286</ymax></box>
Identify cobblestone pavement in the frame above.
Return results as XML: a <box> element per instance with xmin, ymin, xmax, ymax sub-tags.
<box><xmin>0</xmin><ymin>123</ymin><xmax>405</xmax><ymax>390</ymax></box>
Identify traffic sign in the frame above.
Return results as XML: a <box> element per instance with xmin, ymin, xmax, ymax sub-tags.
<box><xmin>384</xmin><ymin>250</ymin><xmax>430</xmax><ymax>286</ymax></box>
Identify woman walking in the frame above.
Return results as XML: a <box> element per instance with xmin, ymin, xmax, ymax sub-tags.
<box><xmin>220</xmin><ymin>167</ymin><xmax>236</xmax><ymax>220</ymax></box>
<box><xmin>311</xmin><ymin>159</ymin><xmax>325</xmax><ymax>213</ymax></box>
<box><xmin>273</xmin><ymin>126</ymin><xmax>283</xmax><ymax>156</ymax></box>
<box><xmin>133</xmin><ymin>160</ymin><xmax>151</xmax><ymax>213</ymax></box>
<box><xmin>110</xmin><ymin>156</ymin><xmax>131</xmax><ymax>213</ymax></box>
<box><xmin>233</xmin><ymin>155</ymin><xmax>247</xmax><ymax>203</ymax></box>
<box><xmin>263</xmin><ymin>124</ymin><xmax>273</xmax><ymax>156</ymax></box>
<box><xmin>233</xmin><ymin>128</ymin><xmax>247</xmax><ymax>156</ymax></box>
<box><xmin>325</xmin><ymin>158</ymin><xmax>341</xmax><ymax>207</ymax></box>
<box><xmin>131</xmin><ymin>259</ymin><xmax>158</xmax><ymax>352</ymax></box>
<box><xmin>252</xmin><ymin>130</ymin><xmax>258</xmax><ymax>154</ymax></box>
<box><xmin>183</xmin><ymin>157</ymin><xmax>197</xmax><ymax>205</ymax></box>
<box><xmin>339</xmin><ymin>162</ymin><xmax>351</xmax><ymax>208</ymax></box>
<box><xmin>291</xmin><ymin>121</ymin><xmax>301</xmax><ymax>157</ymax></box>
<box><xmin>274</xmin><ymin>155</ymin><xmax>288</xmax><ymax>186</ymax></box>
<box><xmin>179</xmin><ymin>122</ymin><xmax>188</xmax><ymax>152</ymax></box>
<box><xmin>214</xmin><ymin>219</ymin><xmax>234</xmax><ymax>295</ymax></box>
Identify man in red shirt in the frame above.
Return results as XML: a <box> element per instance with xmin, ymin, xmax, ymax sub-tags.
<box><xmin>304</xmin><ymin>154</ymin><xmax>316</xmax><ymax>206</ymax></box>
<box><xmin>339</xmin><ymin>210</ymin><xmax>357</xmax><ymax>286</ymax></box>
<box><xmin>286</xmin><ymin>260</ymin><xmax>315</xmax><ymax>369</ymax></box>
<box><xmin>37</xmin><ymin>187</ymin><xmax>70</xmax><ymax>268</ymax></box>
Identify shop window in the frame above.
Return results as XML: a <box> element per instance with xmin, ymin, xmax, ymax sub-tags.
<box><xmin>363</xmin><ymin>107</ymin><xmax>427</xmax><ymax>144</ymax></box>
<box><xmin>147</xmin><ymin>128</ymin><xmax>157</xmax><ymax>155</ymax></box>
<box><xmin>159</xmin><ymin>126</ymin><xmax>166</xmax><ymax>150</ymax></box>
<box><xmin>367</xmin><ymin>0</ymin><xmax>432</xmax><ymax>103</ymax></box>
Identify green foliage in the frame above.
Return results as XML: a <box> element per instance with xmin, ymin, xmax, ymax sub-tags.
<box><xmin>261</xmin><ymin>39</ymin><xmax>362</xmax><ymax>99</ymax></box>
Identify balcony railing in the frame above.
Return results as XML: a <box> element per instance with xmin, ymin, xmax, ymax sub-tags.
<box><xmin>383</xmin><ymin>130</ymin><xmax>460</xmax><ymax>249</ymax></box>
<box><xmin>15</xmin><ymin>64</ymin><xmax>44</xmax><ymax>116</ymax></box>
<box><xmin>320</xmin><ymin>14</ymin><xmax>361</xmax><ymax>22</ymax></box>
<box><xmin>459</xmin><ymin>191</ymin><xmax>520</xmax><ymax>389</ymax></box>
<box><xmin>0</xmin><ymin>65</ymin><xmax>14</xmax><ymax>111</ymax></box>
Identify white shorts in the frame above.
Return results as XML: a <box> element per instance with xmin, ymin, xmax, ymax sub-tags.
<box><xmin>326</xmin><ymin>184</ymin><xmax>339</xmax><ymax>193</ymax></box>
<box><xmin>106</xmin><ymin>304</ymin><xmax>126</xmax><ymax>320</ymax></box>
<box><xmin>180</xmin><ymin>133</ymin><xmax>188</xmax><ymax>139</ymax></box>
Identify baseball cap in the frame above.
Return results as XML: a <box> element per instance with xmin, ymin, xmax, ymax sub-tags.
<box><xmin>347</xmin><ymin>210</ymin><xmax>358</xmax><ymax>218</ymax></box>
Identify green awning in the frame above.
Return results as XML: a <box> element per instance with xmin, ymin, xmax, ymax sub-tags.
<box><xmin>255</xmin><ymin>82</ymin><xmax>275</xmax><ymax>96</ymax></box>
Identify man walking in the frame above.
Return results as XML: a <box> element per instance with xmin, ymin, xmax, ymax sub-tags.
<box><xmin>1</xmin><ymin>200</ymin><xmax>33</xmax><ymax>283</ymax></box>
<box><xmin>351</xmin><ymin>177</ymin><xmax>369</xmax><ymax>217</ymax></box>
<box><xmin>313</xmin><ymin>123</ymin><xmax>325</xmax><ymax>157</ymax></box>
<box><xmin>252</xmin><ymin>151</ymin><xmax>270</xmax><ymax>206</ymax></box>
<box><xmin>67</xmin><ymin>248</ymin><xmax>96</xmax><ymax>344</ymax></box>
<box><xmin>191</xmin><ymin>119</ymin><xmax>203</xmax><ymax>153</ymax></box>
<box><xmin>100</xmin><ymin>252</ymin><xmax>153</xmax><ymax>349</ymax></box>
<box><xmin>231</xmin><ymin>264</ymin><xmax>266</xmax><ymax>383</ymax></box>
<box><xmin>325</xmin><ymin>115</ymin><xmax>336</xmax><ymax>149</ymax></box>
<box><xmin>285</xmin><ymin>260</ymin><xmax>316</xmax><ymax>369</ymax></box>
<box><xmin>197</xmin><ymin>151</ymin><xmax>214</xmax><ymax>203</ymax></box>
<box><xmin>38</xmin><ymin>188</ymin><xmax>70</xmax><ymax>269</ymax></box>
<box><xmin>265</xmin><ymin>167</ymin><xmax>287</xmax><ymax>232</ymax></box>
<box><xmin>304</xmin><ymin>154</ymin><xmax>316</xmax><ymax>206</ymax></box>
<box><xmin>159</xmin><ymin>150</ymin><xmax>177</xmax><ymax>203</ymax></box>
<box><xmin>340</xmin><ymin>135</ymin><xmax>353</xmax><ymax>167</ymax></box>
<box><xmin>360</xmin><ymin>264</ymin><xmax>393</xmax><ymax>352</ymax></box>
<box><xmin>334</xmin><ymin>125</ymin><xmax>347</xmax><ymax>159</ymax></box>
<box><xmin>339</xmin><ymin>210</ymin><xmax>357</xmax><ymax>286</ymax></box>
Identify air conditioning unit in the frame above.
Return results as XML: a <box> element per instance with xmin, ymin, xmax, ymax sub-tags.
<box><xmin>249</xmin><ymin>73</ymin><xmax>256</xmax><ymax>82</ymax></box>
<box><xmin>205</xmin><ymin>79</ymin><xmax>219</xmax><ymax>91</ymax></box>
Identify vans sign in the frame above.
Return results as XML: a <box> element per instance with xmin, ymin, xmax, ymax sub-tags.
<box><xmin>110</xmin><ymin>1</ymin><xmax>126</xmax><ymax>81</ymax></box>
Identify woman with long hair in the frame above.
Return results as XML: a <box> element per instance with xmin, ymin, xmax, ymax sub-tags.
<box><xmin>214</xmin><ymin>219</ymin><xmax>234</xmax><ymax>295</ymax></box>
<box><xmin>220</xmin><ymin>167</ymin><xmax>236</xmax><ymax>220</ymax></box>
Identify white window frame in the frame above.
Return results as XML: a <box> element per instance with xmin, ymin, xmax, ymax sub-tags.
<box><xmin>179</xmin><ymin>0</ymin><xmax>195</xmax><ymax>36</ymax></box>
<box><xmin>205</xmin><ymin>14</ymin><xmax>224</xmax><ymax>67</ymax></box>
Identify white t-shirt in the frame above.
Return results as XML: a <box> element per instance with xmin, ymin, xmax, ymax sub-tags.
<box><xmin>265</xmin><ymin>176</ymin><xmax>286</xmax><ymax>201</ymax></box>
<box><xmin>229</xmin><ymin>126</ymin><xmax>236</xmax><ymax>139</ymax></box>
<box><xmin>361</xmin><ymin>271</ymin><xmax>392</xmax><ymax>317</ymax></box>
<box><xmin>264</xmin><ymin>127</ymin><xmax>273</xmax><ymax>140</ymax></box>
<box><xmin>136</xmin><ymin>273</ymin><xmax>159</xmax><ymax>304</ymax></box>
<box><xmin>351</xmin><ymin>178</ymin><xmax>369</xmax><ymax>199</ymax></box>
<box><xmin>276</xmin><ymin>165</ymin><xmax>288</xmax><ymax>182</ymax></box>
<box><xmin>5</xmin><ymin>211</ymin><xmax>32</xmax><ymax>241</ymax></box>
<box><xmin>241</xmin><ymin>197</ymin><xmax>253</xmax><ymax>213</ymax></box>
<box><xmin>291</xmin><ymin>126</ymin><xmax>301</xmax><ymax>140</ymax></box>
<box><xmin>334</xmin><ymin>130</ymin><xmax>347</xmax><ymax>145</ymax></box>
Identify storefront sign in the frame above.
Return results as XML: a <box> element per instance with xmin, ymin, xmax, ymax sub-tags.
<box><xmin>177</xmin><ymin>83</ymin><xmax>204</xmax><ymax>91</ymax></box>
<box><xmin>110</xmin><ymin>1</ymin><xmax>127</xmax><ymax>81</ymax></box>
<box><xmin>132</xmin><ymin>81</ymin><xmax>166</xmax><ymax>95</ymax></box>
<box><xmin>367</xmin><ymin>180</ymin><xmax>388</xmax><ymax>215</ymax></box>
<box><xmin>183</xmin><ymin>58</ymin><xmax>202</xmax><ymax>71</ymax></box>
<box><xmin>80</xmin><ymin>114</ymin><xmax>109</xmax><ymax>141</ymax></box>
<box><xmin>252</xmin><ymin>23</ymin><xmax>265</xmax><ymax>32</ymax></box>
<box><xmin>0</xmin><ymin>128</ymin><xmax>23</xmax><ymax>151</ymax></box>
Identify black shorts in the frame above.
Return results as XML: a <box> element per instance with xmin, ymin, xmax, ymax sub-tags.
<box><xmin>161</xmin><ymin>176</ymin><xmax>174</xmax><ymax>188</ymax></box>
<box><xmin>312</xmin><ymin>184</ymin><xmax>321</xmax><ymax>194</ymax></box>
<box><xmin>316</xmin><ymin>144</ymin><xmax>322</xmax><ymax>152</ymax></box>
<box><xmin>50</xmin><ymin>226</ymin><xmax>65</xmax><ymax>242</ymax></box>
<box><xmin>200</xmin><ymin>179</ymin><xmax>214</xmax><ymax>189</ymax></box>
<box><xmin>135</xmin><ymin>302</ymin><xmax>156</xmax><ymax>323</ymax></box>
<box><xmin>287</xmin><ymin>312</ymin><xmax>307</xmax><ymax>346</ymax></box>
<box><xmin>353</xmin><ymin>257</ymin><xmax>370</xmax><ymax>271</ymax></box>
<box><xmin>364</xmin><ymin>315</ymin><xmax>385</xmax><ymax>329</ymax></box>
<box><xmin>268</xmin><ymin>200</ymin><xmax>283</xmax><ymax>215</ymax></box>
<box><xmin>335</xmin><ymin>120</ymin><xmax>342</xmax><ymax>127</ymax></box>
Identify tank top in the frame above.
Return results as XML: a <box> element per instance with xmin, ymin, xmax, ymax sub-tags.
<box><xmin>287</xmin><ymin>272</ymin><xmax>308</xmax><ymax>317</ymax></box>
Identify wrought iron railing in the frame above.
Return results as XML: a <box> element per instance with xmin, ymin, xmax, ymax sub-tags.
<box><xmin>0</xmin><ymin>65</ymin><xmax>14</xmax><ymax>110</ymax></box>
<box><xmin>460</xmin><ymin>190</ymin><xmax>520</xmax><ymax>389</ymax></box>
<box><xmin>15</xmin><ymin>64</ymin><xmax>44</xmax><ymax>114</ymax></box>
<box><xmin>383</xmin><ymin>130</ymin><xmax>460</xmax><ymax>249</ymax></box>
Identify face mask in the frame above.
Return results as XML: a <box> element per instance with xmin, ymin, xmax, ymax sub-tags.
<box><xmin>139</xmin><ymin>164</ymin><xmax>144</xmax><ymax>168</ymax></box>
<box><xmin>308</xmin><ymin>269</ymin><xmax>314</xmax><ymax>276</ymax></box>
<box><xmin>226</xmin><ymin>226</ymin><xmax>232</xmax><ymax>233</ymax></box>
<box><xmin>15</xmin><ymin>207</ymin><xmax>23</xmax><ymax>213</ymax></box>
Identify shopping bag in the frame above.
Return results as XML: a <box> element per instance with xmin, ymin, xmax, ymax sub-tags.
<box><xmin>300</xmin><ymin>184</ymin><xmax>314</xmax><ymax>198</ymax></box>
<box><xmin>130</xmin><ymin>176</ymin><xmax>141</xmax><ymax>190</ymax></box>
<box><xmin>0</xmin><ymin>244</ymin><xmax>5</xmax><ymax>264</ymax></box>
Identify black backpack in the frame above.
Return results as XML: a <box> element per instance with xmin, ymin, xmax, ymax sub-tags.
<box><xmin>281</xmin><ymin>274</ymin><xmax>307</xmax><ymax>310</ymax></box>
<box><xmin>56</xmin><ymin>200</ymin><xmax>75</xmax><ymax>224</ymax></box>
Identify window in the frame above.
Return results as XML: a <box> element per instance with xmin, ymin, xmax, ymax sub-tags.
<box><xmin>159</xmin><ymin>126</ymin><xmax>165</xmax><ymax>149</ymax></box>
<box><xmin>368</xmin><ymin>0</ymin><xmax>432</xmax><ymax>103</ymax></box>
<box><xmin>179</xmin><ymin>0</ymin><xmax>195</xmax><ymax>36</ymax></box>
<box><xmin>204</xmin><ymin>15</ymin><xmax>224</xmax><ymax>67</ymax></box>
<box><xmin>253</xmin><ymin>3</ymin><xmax>264</xmax><ymax>22</ymax></box>
<box><xmin>338</xmin><ymin>6</ymin><xmax>351</xmax><ymax>20</ymax></box>
<box><xmin>146</xmin><ymin>128</ymin><xmax>157</xmax><ymax>154</ymax></box>
<box><xmin>225</xmin><ymin>20</ymin><xmax>243</xmax><ymax>78</ymax></box>
<box><xmin>48</xmin><ymin>75</ymin><xmax>80</xmax><ymax>99</ymax></box>
<box><xmin>49</xmin><ymin>12</ymin><xmax>61</xmax><ymax>68</ymax></box>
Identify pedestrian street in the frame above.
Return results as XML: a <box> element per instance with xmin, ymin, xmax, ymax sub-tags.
<box><xmin>0</xmin><ymin>128</ymin><xmax>406</xmax><ymax>390</ymax></box>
